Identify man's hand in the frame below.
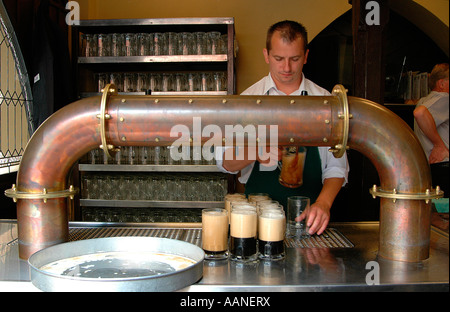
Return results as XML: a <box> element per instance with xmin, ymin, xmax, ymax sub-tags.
<box><xmin>296</xmin><ymin>202</ymin><xmax>330</xmax><ymax>235</ymax></box>
<box><xmin>295</xmin><ymin>177</ymin><xmax>344</xmax><ymax>236</ymax></box>
<box><xmin>429</xmin><ymin>144</ymin><xmax>449</xmax><ymax>164</ymax></box>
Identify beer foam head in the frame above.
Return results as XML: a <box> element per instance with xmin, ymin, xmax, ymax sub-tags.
<box><xmin>259</xmin><ymin>210</ymin><xmax>285</xmax><ymax>219</ymax></box>
<box><xmin>231</xmin><ymin>208</ymin><xmax>257</xmax><ymax>216</ymax></box>
<box><xmin>231</xmin><ymin>204</ymin><xmax>257</xmax><ymax>212</ymax></box>
<box><xmin>202</xmin><ymin>208</ymin><xmax>227</xmax><ymax>216</ymax></box>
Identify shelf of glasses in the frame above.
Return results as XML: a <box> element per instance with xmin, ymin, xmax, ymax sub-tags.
<box><xmin>78</xmin><ymin>55</ymin><xmax>227</xmax><ymax>64</ymax></box>
<box><xmin>77</xmin><ymin>17</ymin><xmax>234</xmax><ymax>27</ymax></box>
<box><xmin>79</xmin><ymin>164</ymin><xmax>221</xmax><ymax>172</ymax></box>
<box><xmin>79</xmin><ymin>91</ymin><xmax>227</xmax><ymax>98</ymax></box>
<box><xmin>80</xmin><ymin>199</ymin><xmax>224</xmax><ymax>208</ymax></box>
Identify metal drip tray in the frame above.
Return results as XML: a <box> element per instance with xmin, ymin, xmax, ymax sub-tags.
<box><xmin>68</xmin><ymin>225</ymin><xmax>353</xmax><ymax>248</ymax></box>
<box><xmin>69</xmin><ymin>226</ymin><xmax>203</xmax><ymax>247</ymax></box>
<box><xmin>29</xmin><ymin>236</ymin><xmax>204</xmax><ymax>292</ymax></box>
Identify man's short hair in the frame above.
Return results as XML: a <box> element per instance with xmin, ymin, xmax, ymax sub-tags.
<box><xmin>429</xmin><ymin>63</ymin><xmax>449</xmax><ymax>90</ymax></box>
<box><xmin>266</xmin><ymin>20</ymin><xmax>308</xmax><ymax>51</ymax></box>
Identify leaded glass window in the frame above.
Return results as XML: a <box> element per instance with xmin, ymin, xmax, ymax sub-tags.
<box><xmin>0</xmin><ymin>1</ymin><xmax>33</xmax><ymax>174</ymax></box>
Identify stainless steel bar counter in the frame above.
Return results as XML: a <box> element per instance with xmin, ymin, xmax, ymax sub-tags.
<box><xmin>0</xmin><ymin>220</ymin><xmax>448</xmax><ymax>292</ymax></box>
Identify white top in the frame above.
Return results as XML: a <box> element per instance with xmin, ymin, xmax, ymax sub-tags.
<box><xmin>414</xmin><ymin>91</ymin><xmax>449</xmax><ymax>162</ymax></box>
<box><xmin>216</xmin><ymin>73</ymin><xmax>349</xmax><ymax>185</ymax></box>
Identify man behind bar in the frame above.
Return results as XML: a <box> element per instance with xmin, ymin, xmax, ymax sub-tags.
<box><xmin>216</xmin><ymin>20</ymin><xmax>349</xmax><ymax>235</ymax></box>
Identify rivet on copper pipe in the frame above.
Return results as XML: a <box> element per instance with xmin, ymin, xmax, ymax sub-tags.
<box><xmin>43</xmin><ymin>188</ymin><xmax>47</xmax><ymax>203</ymax></box>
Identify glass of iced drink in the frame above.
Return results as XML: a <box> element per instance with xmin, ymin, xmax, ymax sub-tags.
<box><xmin>279</xmin><ymin>146</ymin><xmax>307</xmax><ymax>188</ymax></box>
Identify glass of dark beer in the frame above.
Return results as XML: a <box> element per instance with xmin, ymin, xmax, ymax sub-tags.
<box><xmin>229</xmin><ymin>209</ymin><xmax>258</xmax><ymax>262</ymax></box>
<box><xmin>258</xmin><ymin>210</ymin><xmax>286</xmax><ymax>260</ymax></box>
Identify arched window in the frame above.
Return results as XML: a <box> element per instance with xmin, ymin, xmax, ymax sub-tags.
<box><xmin>0</xmin><ymin>2</ymin><xmax>33</xmax><ymax>174</ymax></box>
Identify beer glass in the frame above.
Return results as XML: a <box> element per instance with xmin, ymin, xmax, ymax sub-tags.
<box><xmin>111</xmin><ymin>33</ymin><xmax>125</xmax><ymax>56</ymax></box>
<box><xmin>258</xmin><ymin>210</ymin><xmax>286</xmax><ymax>260</ymax></box>
<box><xmin>206</xmin><ymin>31</ymin><xmax>221</xmax><ymax>54</ymax></box>
<box><xmin>224</xmin><ymin>193</ymin><xmax>247</xmax><ymax>223</ymax></box>
<box><xmin>153</xmin><ymin>33</ymin><xmax>166</xmax><ymax>55</ymax></box>
<box><xmin>248</xmin><ymin>193</ymin><xmax>270</xmax><ymax>204</ymax></box>
<box><xmin>202</xmin><ymin>208</ymin><xmax>229</xmax><ymax>260</ymax></box>
<box><xmin>97</xmin><ymin>34</ymin><xmax>110</xmax><ymax>57</ymax></box>
<box><xmin>286</xmin><ymin>196</ymin><xmax>310</xmax><ymax>238</ymax></box>
<box><xmin>125</xmin><ymin>33</ymin><xmax>137</xmax><ymax>56</ymax></box>
<box><xmin>166</xmin><ymin>32</ymin><xmax>178</xmax><ymax>55</ymax></box>
<box><xmin>193</xmin><ymin>32</ymin><xmax>207</xmax><ymax>55</ymax></box>
<box><xmin>137</xmin><ymin>33</ymin><xmax>149</xmax><ymax>56</ymax></box>
<box><xmin>230</xmin><ymin>209</ymin><xmax>258</xmax><ymax>262</ymax></box>
<box><xmin>279</xmin><ymin>146</ymin><xmax>307</xmax><ymax>188</ymax></box>
<box><xmin>178</xmin><ymin>32</ymin><xmax>194</xmax><ymax>55</ymax></box>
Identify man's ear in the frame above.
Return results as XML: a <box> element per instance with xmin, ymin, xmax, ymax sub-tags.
<box><xmin>263</xmin><ymin>48</ymin><xmax>269</xmax><ymax>64</ymax></box>
<box><xmin>304</xmin><ymin>49</ymin><xmax>310</xmax><ymax>65</ymax></box>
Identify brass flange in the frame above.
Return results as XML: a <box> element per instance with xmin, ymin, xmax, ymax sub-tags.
<box><xmin>370</xmin><ymin>185</ymin><xmax>444</xmax><ymax>203</ymax></box>
<box><xmin>97</xmin><ymin>84</ymin><xmax>119</xmax><ymax>159</ymax></box>
<box><xmin>4</xmin><ymin>184</ymin><xmax>78</xmax><ymax>203</ymax></box>
<box><xmin>329</xmin><ymin>84</ymin><xmax>351</xmax><ymax>158</ymax></box>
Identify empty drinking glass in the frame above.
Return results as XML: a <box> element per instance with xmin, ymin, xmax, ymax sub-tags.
<box><xmin>123</xmin><ymin>73</ymin><xmax>136</xmax><ymax>92</ymax></box>
<box><xmin>207</xmin><ymin>31</ymin><xmax>221</xmax><ymax>55</ymax></box>
<box><xmin>166</xmin><ymin>32</ymin><xmax>178</xmax><ymax>55</ymax></box>
<box><xmin>153</xmin><ymin>33</ymin><xmax>166</xmax><ymax>56</ymax></box>
<box><xmin>137</xmin><ymin>33</ymin><xmax>150</xmax><ymax>56</ymax></box>
<box><xmin>193</xmin><ymin>32</ymin><xmax>206</xmax><ymax>55</ymax></box>
<box><xmin>111</xmin><ymin>33</ymin><xmax>125</xmax><ymax>56</ymax></box>
<box><xmin>178</xmin><ymin>32</ymin><xmax>194</xmax><ymax>55</ymax></box>
<box><xmin>97</xmin><ymin>34</ymin><xmax>111</xmax><ymax>57</ymax></box>
<box><xmin>125</xmin><ymin>33</ymin><xmax>137</xmax><ymax>56</ymax></box>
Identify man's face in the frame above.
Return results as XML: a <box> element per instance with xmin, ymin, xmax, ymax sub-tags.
<box><xmin>263</xmin><ymin>30</ymin><xmax>309</xmax><ymax>92</ymax></box>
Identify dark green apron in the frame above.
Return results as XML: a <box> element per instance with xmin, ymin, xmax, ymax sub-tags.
<box><xmin>244</xmin><ymin>146</ymin><xmax>322</xmax><ymax>209</ymax></box>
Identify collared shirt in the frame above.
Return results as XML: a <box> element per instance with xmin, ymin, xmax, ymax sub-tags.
<box><xmin>216</xmin><ymin>73</ymin><xmax>350</xmax><ymax>185</ymax></box>
<box><xmin>241</xmin><ymin>73</ymin><xmax>330</xmax><ymax>96</ymax></box>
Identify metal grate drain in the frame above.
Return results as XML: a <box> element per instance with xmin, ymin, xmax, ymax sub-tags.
<box><xmin>284</xmin><ymin>228</ymin><xmax>354</xmax><ymax>248</ymax></box>
<box><xmin>69</xmin><ymin>227</ymin><xmax>202</xmax><ymax>247</ymax></box>
<box><xmin>69</xmin><ymin>227</ymin><xmax>353</xmax><ymax>248</ymax></box>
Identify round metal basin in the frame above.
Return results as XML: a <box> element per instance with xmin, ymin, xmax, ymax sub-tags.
<box><xmin>28</xmin><ymin>237</ymin><xmax>204</xmax><ymax>292</ymax></box>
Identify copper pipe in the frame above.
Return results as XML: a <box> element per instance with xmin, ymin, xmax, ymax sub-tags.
<box><xmin>347</xmin><ymin>97</ymin><xmax>433</xmax><ymax>262</ymax></box>
<box><xmin>11</xmin><ymin>90</ymin><xmax>435</xmax><ymax>261</ymax></box>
